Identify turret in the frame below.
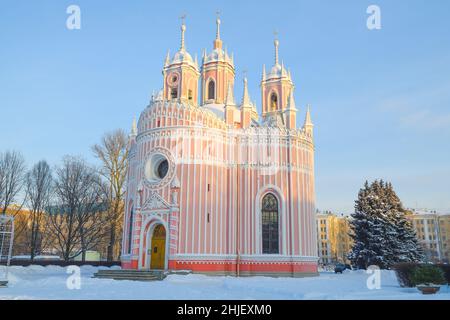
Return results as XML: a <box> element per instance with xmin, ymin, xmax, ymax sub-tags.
<box><xmin>162</xmin><ymin>17</ymin><xmax>200</xmax><ymax>105</ymax></box>
<box><xmin>201</xmin><ymin>15</ymin><xmax>235</xmax><ymax>105</ymax></box>
<box><xmin>261</xmin><ymin>34</ymin><xmax>295</xmax><ymax>126</ymax></box>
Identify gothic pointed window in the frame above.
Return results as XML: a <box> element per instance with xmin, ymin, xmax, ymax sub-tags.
<box><xmin>208</xmin><ymin>80</ymin><xmax>215</xmax><ymax>100</ymax></box>
<box><xmin>270</xmin><ymin>92</ymin><xmax>278</xmax><ymax>111</ymax></box>
<box><xmin>262</xmin><ymin>193</ymin><xmax>279</xmax><ymax>254</ymax></box>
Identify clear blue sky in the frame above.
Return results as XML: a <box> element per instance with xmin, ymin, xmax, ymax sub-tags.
<box><xmin>1</xmin><ymin>0</ymin><xmax>450</xmax><ymax>213</ymax></box>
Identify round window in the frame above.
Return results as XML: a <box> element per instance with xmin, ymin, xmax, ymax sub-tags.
<box><xmin>144</xmin><ymin>153</ymin><xmax>170</xmax><ymax>183</ymax></box>
<box><xmin>157</xmin><ymin>159</ymin><xmax>168</xmax><ymax>179</ymax></box>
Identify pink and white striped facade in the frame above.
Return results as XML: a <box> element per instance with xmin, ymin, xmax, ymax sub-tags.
<box><xmin>120</xmin><ymin>19</ymin><xmax>318</xmax><ymax>277</ymax></box>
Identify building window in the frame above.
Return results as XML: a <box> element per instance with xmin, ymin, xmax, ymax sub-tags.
<box><xmin>171</xmin><ymin>87</ymin><xmax>178</xmax><ymax>99</ymax></box>
<box><xmin>188</xmin><ymin>89</ymin><xmax>193</xmax><ymax>101</ymax></box>
<box><xmin>208</xmin><ymin>80</ymin><xmax>215</xmax><ymax>100</ymax></box>
<box><xmin>270</xmin><ymin>92</ymin><xmax>278</xmax><ymax>110</ymax></box>
<box><xmin>128</xmin><ymin>206</ymin><xmax>134</xmax><ymax>254</ymax></box>
<box><xmin>262</xmin><ymin>193</ymin><xmax>279</xmax><ymax>254</ymax></box>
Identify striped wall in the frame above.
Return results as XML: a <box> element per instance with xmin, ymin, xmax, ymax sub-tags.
<box><xmin>121</xmin><ymin>100</ymin><xmax>318</xmax><ymax>275</ymax></box>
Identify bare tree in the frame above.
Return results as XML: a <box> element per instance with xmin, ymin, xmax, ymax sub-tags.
<box><xmin>0</xmin><ymin>150</ymin><xmax>26</xmax><ymax>215</ymax></box>
<box><xmin>25</xmin><ymin>160</ymin><xmax>53</xmax><ymax>260</ymax></box>
<box><xmin>49</xmin><ymin>156</ymin><xmax>107</xmax><ymax>262</ymax></box>
<box><xmin>92</xmin><ymin>129</ymin><xmax>128</xmax><ymax>261</ymax></box>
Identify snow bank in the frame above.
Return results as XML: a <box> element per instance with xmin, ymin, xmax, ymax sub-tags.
<box><xmin>0</xmin><ymin>266</ymin><xmax>449</xmax><ymax>300</ymax></box>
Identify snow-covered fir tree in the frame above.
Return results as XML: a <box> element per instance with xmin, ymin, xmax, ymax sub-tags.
<box><xmin>348</xmin><ymin>180</ymin><xmax>423</xmax><ymax>269</ymax></box>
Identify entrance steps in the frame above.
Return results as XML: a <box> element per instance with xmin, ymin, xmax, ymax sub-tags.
<box><xmin>93</xmin><ymin>269</ymin><xmax>166</xmax><ymax>281</ymax></box>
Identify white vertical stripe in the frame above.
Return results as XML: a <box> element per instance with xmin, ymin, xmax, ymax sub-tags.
<box><xmin>184</xmin><ymin>131</ymin><xmax>190</xmax><ymax>253</ymax></box>
<box><xmin>198</xmin><ymin>135</ymin><xmax>203</xmax><ymax>253</ymax></box>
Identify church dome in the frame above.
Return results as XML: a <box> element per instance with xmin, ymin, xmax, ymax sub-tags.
<box><xmin>204</xmin><ymin>48</ymin><xmax>233</xmax><ymax>65</ymax></box>
<box><xmin>172</xmin><ymin>50</ymin><xmax>194</xmax><ymax>65</ymax></box>
<box><xmin>267</xmin><ymin>63</ymin><xmax>288</xmax><ymax>79</ymax></box>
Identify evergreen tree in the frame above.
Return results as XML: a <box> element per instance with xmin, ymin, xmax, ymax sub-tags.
<box><xmin>348</xmin><ymin>180</ymin><xmax>423</xmax><ymax>269</ymax></box>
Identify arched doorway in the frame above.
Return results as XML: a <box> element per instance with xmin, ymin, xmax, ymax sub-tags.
<box><xmin>261</xmin><ymin>193</ymin><xmax>279</xmax><ymax>254</ymax></box>
<box><xmin>150</xmin><ymin>224</ymin><xmax>166</xmax><ymax>269</ymax></box>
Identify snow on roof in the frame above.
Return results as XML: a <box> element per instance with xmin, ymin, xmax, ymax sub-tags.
<box><xmin>203</xmin><ymin>103</ymin><xmax>225</xmax><ymax>119</ymax></box>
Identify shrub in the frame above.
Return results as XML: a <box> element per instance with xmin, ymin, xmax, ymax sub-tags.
<box><xmin>410</xmin><ymin>265</ymin><xmax>446</xmax><ymax>286</ymax></box>
<box><xmin>393</xmin><ymin>262</ymin><xmax>418</xmax><ymax>287</ymax></box>
<box><xmin>436</xmin><ymin>264</ymin><xmax>450</xmax><ymax>284</ymax></box>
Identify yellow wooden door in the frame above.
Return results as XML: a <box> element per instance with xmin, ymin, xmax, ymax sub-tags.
<box><xmin>150</xmin><ymin>225</ymin><xmax>166</xmax><ymax>270</ymax></box>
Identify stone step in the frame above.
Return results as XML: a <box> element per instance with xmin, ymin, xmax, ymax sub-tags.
<box><xmin>95</xmin><ymin>273</ymin><xmax>158</xmax><ymax>278</ymax></box>
<box><xmin>95</xmin><ymin>276</ymin><xmax>158</xmax><ymax>282</ymax></box>
<box><xmin>93</xmin><ymin>269</ymin><xmax>165</xmax><ymax>281</ymax></box>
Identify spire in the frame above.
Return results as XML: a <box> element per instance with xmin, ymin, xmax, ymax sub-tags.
<box><xmin>131</xmin><ymin>117</ymin><xmax>137</xmax><ymax>136</ymax></box>
<box><xmin>216</xmin><ymin>12</ymin><xmax>221</xmax><ymax>40</ymax></box>
<box><xmin>262</xmin><ymin>64</ymin><xmax>266</xmax><ymax>81</ymax></box>
<box><xmin>225</xmin><ymin>83</ymin><xmax>235</xmax><ymax>106</ymax></box>
<box><xmin>287</xmin><ymin>90</ymin><xmax>296</xmax><ymax>110</ymax></box>
<box><xmin>242</xmin><ymin>77</ymin><xmax>251</xmax><ymax>106</ymax></box>
<box><xmin>164</xmin><ymin>50</ymin><xmax>170</xmax><ymax>67</ymax></box>
<box><xmin>213</xmin><ymin>11</ymin><xmax>223</xmax><ymax>49</ymax></box>
<box><xmin>274</xmin><ymin>31</ymin><xmax>279</xmax><ymax>65</ymax></box>
<box><xmin>180</xmin><ymin>14</ymin><xmax>186</xmax><ymax>51</ymax></box>
<box><xmin>304</xmin><ymin>105</ymin><xmax>313</xmax><ymax>127</ymax></box>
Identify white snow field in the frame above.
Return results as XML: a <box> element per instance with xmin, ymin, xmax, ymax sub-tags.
<box><xmin>0</xmin><ymin>265</ymin><xmax>449</xmax><ymax>300</ymax></box>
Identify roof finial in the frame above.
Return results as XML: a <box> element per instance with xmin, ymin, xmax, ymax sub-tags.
<box><xmin>180</xmin><ymin>13</ymin><xmax>187</xmax><ymax>51</ymax></box>
<box><xmin>131</xmin><ymin>117</ymin><xmax>137</xmax><ymax>136</ymax></box>
<box><xmin>213</xmin><ymin>11</ymin><xmax>223</xmax><ymax>49</ymax></box>
<box><xmin>242</xmin><ymin>71</ymin><xmax>251</xmax><ymax>106</ymax></box>
<box><xmin>225</xmin><ymin>82</ymin><xmax>235</xmax><ymax>106</ymax></box>
<box><xmin>274</xmin><ymin>30</ymin><xmax>279</xmax><ymax>65</ymax></box>
<box><xmin>304</xmin><ymin>104</ymin><xmax>313</xmax><ymax>128</ymax></box>
<box><xmin>216</xmin><ymin>11</ymin><xmax>221</xmax><ymax>40</ymax></box>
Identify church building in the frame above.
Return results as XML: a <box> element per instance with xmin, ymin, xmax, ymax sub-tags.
<box><xmin>121</xmin><ymin>17</ymin><xmax>318</xmax><ymax>277</ymax></box>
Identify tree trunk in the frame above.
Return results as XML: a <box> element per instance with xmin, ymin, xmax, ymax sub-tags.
<box><xmin>107</xmin><ymin>222</ymin><xmax>116</xmax><ymax>261</ymax></box>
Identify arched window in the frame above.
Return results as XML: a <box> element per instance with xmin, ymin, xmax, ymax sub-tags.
<box><xmin>171</xmin><ymin>88</ymin><xmax>178</xmax><ymax>100</ymax></box>
<box><xmin>208</xmin><ymin>80</ymin><xmax>215</xmax><ymax>100</ymax></box>
<box><xmin>128</xmin><ymin>206</ymin><xmax>134</xmax><ymax>254</ymax></box>
<box><xmin>262</xmin><ymin>193</ymin><xmax>279</xmax><ymax>254</ymax></box>
<box><xmin>270</xmin><ymin>92</ymin><xmax>278</xmax><ymax>110</ymax></box>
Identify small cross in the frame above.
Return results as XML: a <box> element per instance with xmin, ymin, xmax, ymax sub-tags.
<box><xmin>216</xmin><ymin>10</ymin><xmax>221</xmax><ymax>19</ymax></box>
<box><xmin>243</xmin><ymin>69</ymin><xmax>248</xmax><ymax>79</ymax></box>
<box><xmin>273</xmin><ymin>29</ymin><xmax>279</xmax><ymax>40</ymax></box>
<box><xmin>180</xmin><ymin>13</ymin><xmax>187</xmax><ymax>24</ymax></box>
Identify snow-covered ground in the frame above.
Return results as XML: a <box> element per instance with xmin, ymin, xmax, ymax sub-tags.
<box><xmin>0</xmin><ymin>265</ymin><xmax>449</xmax><ymax>300</ymax></box>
